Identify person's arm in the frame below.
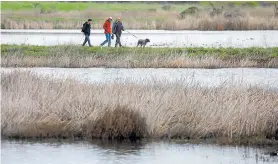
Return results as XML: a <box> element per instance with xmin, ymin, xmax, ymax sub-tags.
<box><xmin>112</xmin><ymin>22</ymin><xmax>115</xmax><ymax>32</ymax></box>
<box><xmin>103</xmin><ymin>22</ymin><xmax>107</xmax><ymax>30</ymax></box>
<box><xmin>110</xmin><ymin>22</ymin><xmax>112</xmax><ymax>34</ymax></box>
<box><xmin>122</xmin><ymin>24</ymin><xmax>124</xmax><ymax>31</ymax></box>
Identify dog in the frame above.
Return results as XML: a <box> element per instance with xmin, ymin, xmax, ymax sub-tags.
<box><xmin>137</xmin><ymin>38</ymin><xmax>150</xmax><ymax>47</ymax></box>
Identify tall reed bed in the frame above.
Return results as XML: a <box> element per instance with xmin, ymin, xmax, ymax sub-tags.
<box><xmin>2</xmin><ymin>6</ymin><xmax>278</xmax><ymax>30</ymax></box>
<box><xmin>1</xmin><ymin>71</ymin><xmax>278</xmax><ymax>143</ymax></box>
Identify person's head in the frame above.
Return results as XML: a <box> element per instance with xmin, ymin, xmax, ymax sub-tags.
<box><xmin>108</xmin><ymin>17</ymin><xmax>112</xmax><ymax>22</ymax></box>
<box><xmin>117</xmin><ymin>17</ymin><xmax>121</xmax><ymax>22</ymax></box>
<box><xmin>88</xmin><ymin>19</ymin><xmax>92</xmax><ymax>24</ymax></box>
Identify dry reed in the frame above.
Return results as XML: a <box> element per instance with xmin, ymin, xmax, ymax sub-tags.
<box><xmin>1</xmin><ymin>71</ymin><xmax>278</xmax><ymax>143</ymax></box>
<box><xmin>2</xmin><ymin>54</ymin><xmax>267</xmax><ymax>68</ymax></box>
<box><xmin>2</xmin><ymin>6</ymin><xmax>278</xmax><ymax>30</ymax></box>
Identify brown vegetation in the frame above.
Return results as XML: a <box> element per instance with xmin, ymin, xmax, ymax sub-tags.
<box><xmin>1</xmin><ymin>71</ymin><xmax>278</xmax><ymax>143</ymax></box>
<box><xmin>4</xmin><ymin>54</ymin><xmax>277</xmax><ymax>69</ymax></box>
<box><xmin>275</xmin><ymin>4</ymin><xmax>278</xmax><ymax>18</ymax></box>
<box><xmin>1</xmin><ymin>5</ymin><xmax>278</xmax><ymax>30</ymax></box>
<box><xmin>209</xmin><ymin>2</ymin><xmax>223</xmax><ymax>17</ymax></box>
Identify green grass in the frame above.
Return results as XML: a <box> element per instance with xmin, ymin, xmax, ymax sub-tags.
<box><xmin>2</xmin><ymin>2</ymin><xmax>89</xmax><ymax>11</ymax></box>
<box><xmin>2</xmin><ymin>45</ymin><xmax>277</xmax><ymax>68</ymax></box>
<box><xmin>0</xmin><ymin>1</ymin><xmax>211</xmax><ymax>13</ymax></box>
<box><xmin>2</xmin><ymin>44</ymin><xmax>278</xmax><ymax>57</ymax></box>
<box><xmin>2</xmin><ymin>1</ymin><xmax>269</xmax><ymax>12</ymax></box>
<box><xmin>1</xmin><ymin>2</ymin><xmax>166</xmax><ymax>12</ymax></box>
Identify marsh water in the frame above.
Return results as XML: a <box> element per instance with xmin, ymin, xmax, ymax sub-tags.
<box><xmin>2</xmin><ymin>28</ymin><xmax>278</xmax><ymax>163</ymax></box>
<box><xmin>2</xmin><ymin>67</ymin><xmax>278</xmax><ymax>90</ymax></box>
<box><xmin>1</xmin><ymin>140</ymin><xmax>278</xmax><ymax>164</ymax></box>
<box><xmin>1</xmin><ymin>30</ymin><xmax>278</xmax><ymax>47</ymax></box>
<box><xmin>1</xmin><ymin>68</ymin><xmax>278</xmax><ymax>163</ymax></box>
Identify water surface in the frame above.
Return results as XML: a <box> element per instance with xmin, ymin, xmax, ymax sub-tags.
<box><xmin>1</xmin><ymin>30</ymin><xmax>278</xmax><ymax>47</ymax></box>
<box><xmin>1</xmin><ymin>140</ymin><xmax>277</xmax><ymax>164</ymax></box>
<box><xmin>1</xmin><ymin>68</ymin><xmax>278</xmax><ymax>89</ymax></box>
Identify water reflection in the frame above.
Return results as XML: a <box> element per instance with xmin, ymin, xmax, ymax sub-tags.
<box><xmin>1</xmin><ymin>30</ymin><xmax>278</xmax><ymax>48</ymax></box>
<box><xmin>1</xmin><ymin>139</ymin><xmax>277</xmax><ymax>164</ymax></box>
<box><xmin>89</xmin><ymin>140</ymin><xmax>146</xmax><ymax>156</ymax></box>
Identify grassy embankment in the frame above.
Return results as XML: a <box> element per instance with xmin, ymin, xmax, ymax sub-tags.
<box><xmin>1</xmin><ymin>1</ymin><xmax>278</xmax><ymax>30</ymax></box>
<box><xmin>1</xmin><ymin>71</ymin><xmax>278</xmax><ymax>145</ymax></box>
<box><xmin>1</xmin><ymin>45</ymin><xmax>278</xmax><ymax>68</ymax></box>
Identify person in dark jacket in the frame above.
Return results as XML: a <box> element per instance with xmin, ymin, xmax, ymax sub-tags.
<box><xmin>82</xmin><ymin>19</ymin><xmax>92</xmax><ymax>47</ymax></box>
<box><xmin>113</xmin><ymin>18</ymin><xmax>124</xmax><ymax>47</ymax></box>
<box><xmin>111</xmin><ymin>19</ymin><xmax>118</xmax><ymax>40</ymax></box>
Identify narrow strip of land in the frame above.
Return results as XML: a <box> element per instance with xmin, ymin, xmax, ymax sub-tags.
<box><xmin>1</xmin><ymin>45</ymin><xmax>278</xmax><ymax>68</ymax></box>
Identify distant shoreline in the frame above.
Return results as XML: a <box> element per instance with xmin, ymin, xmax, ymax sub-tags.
<box><xmin>2</xmin><ymin>1</ymin><xmax>278</xmax><ymax>30</ymax></box>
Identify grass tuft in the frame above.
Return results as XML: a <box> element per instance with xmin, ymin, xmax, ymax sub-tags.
<box><xmin>89</xmin><ymin>106</ymin><xmax>147</xmax><ymax>140</ymax></box>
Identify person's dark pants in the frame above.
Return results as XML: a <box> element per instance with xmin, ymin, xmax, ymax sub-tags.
<box><xmin>115</xmin><ymin>33</ymin><xmax>122</xmax><ymax>47</ymax></box>
<box><xmin>82</xmin><ymin>34</ymin><xmax>92</xmax><ymax>47</ymax></box>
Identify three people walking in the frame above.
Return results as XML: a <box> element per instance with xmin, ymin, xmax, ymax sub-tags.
<box><xmin>82</xmin><ymin>17</ymin><xmax>125</xmax><ymax>48</ymax></box>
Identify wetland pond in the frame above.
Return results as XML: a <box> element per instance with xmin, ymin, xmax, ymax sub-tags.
<box><xmin>1</xmin><ymin>30</ymin><xmax>278</xmax><ymax>47</ymax></box>
<box><xmin>1</xmin><ymin>67</ymin><xmax>278</xmax><ymax>90</ymax></box>
<box><xmin>1</xmin><ymin>140</ymin><xmax>278</xmax><ymax>164</ymax></box>
<box><xmin>2</xmin><ymin>61</ymin><xmax>278</xmax><ymax>164</ymax></box>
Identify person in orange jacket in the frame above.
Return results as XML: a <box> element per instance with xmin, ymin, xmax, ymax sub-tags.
<box><xmin>100</xmin><ymin>17</ymin><xmax>113</xmax><ymax>47</ymax></box>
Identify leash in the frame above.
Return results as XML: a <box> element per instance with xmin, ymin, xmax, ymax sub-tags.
<box><xmin>125</xmin><ymin>30</ymin><xmax>139</xmax><ymax>39</ymax></box>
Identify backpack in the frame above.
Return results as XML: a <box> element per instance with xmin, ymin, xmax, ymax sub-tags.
<box><xmin>81</xmin><ymin>22</ymin><xmax>86</xmax><ymax>32</ymax></box>
<box><xmin>112</xmin><ymin>21</ymin><xmax>118</xmax><ymax>34</ymax></box>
